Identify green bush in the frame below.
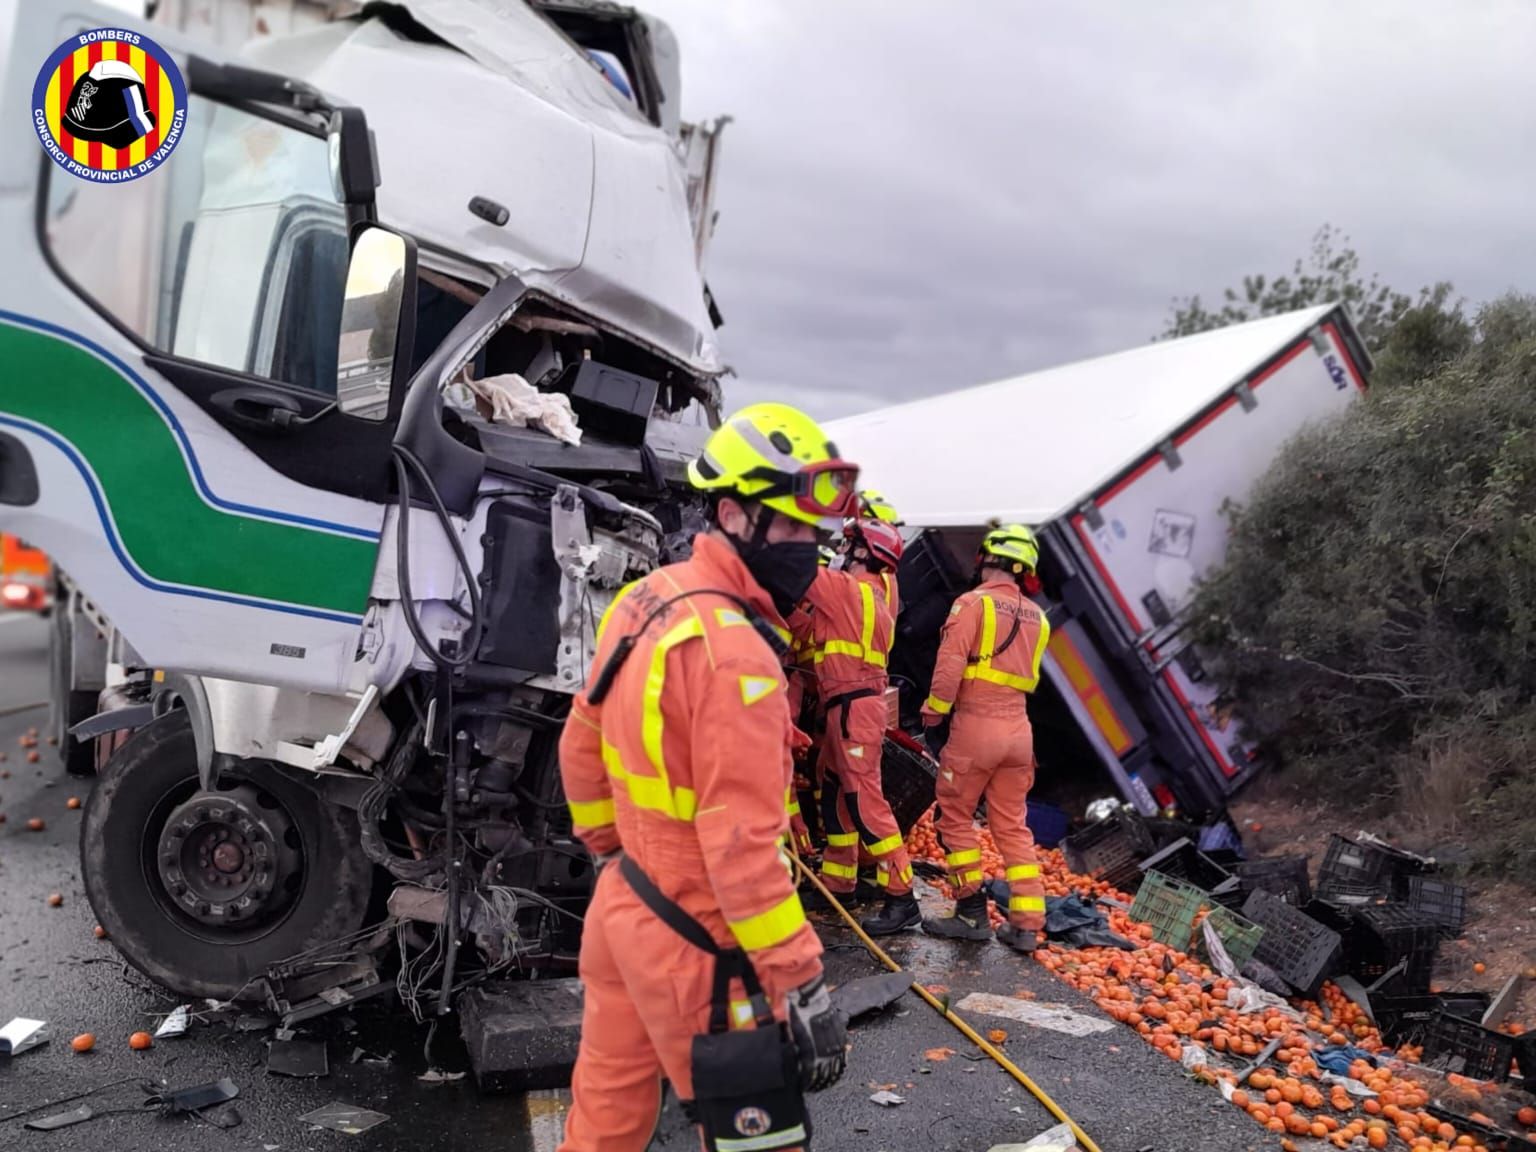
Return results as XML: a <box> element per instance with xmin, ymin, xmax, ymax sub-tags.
<box><xmin>1193</xmin><ymin>296</ymin><xmax>1536</xmax><ymax>879</ymax></box>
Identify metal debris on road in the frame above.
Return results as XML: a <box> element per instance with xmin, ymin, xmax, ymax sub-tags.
<box><xmin>145</xmin><ymin>1078</ymin><xmax>240</xmax><ymax>1115</ymax></box>
<box><xmin>299</xmin><ymin>1102</ymin><xmax>389</xmax><ymax>1135</ymax></box>
<box><xmin>154</xmin><ymin>1005</ymin><xmax>191</xmax><ymax>1040</ymax></box>
<box><xmin>868</xmin><ymin>1090</ymin><xmax>905</xmax><ymax>1106</ymax></box>
<box><xmin>953</xmin><ymin>993</ymin><xmax>1114</xmax><ymax>1038</ymax></box>
<box><xmin>23</xmin><ymin>1105</ymin><xmax>94</xmax><ymax>1131</ymax></box>
<box><xmin>833</xmin><ymin>971</ymin><xmax>913</xmax><ymax>1021</ymax></box>
<box><xmin>267</xmin><ymin>1039</ymin><xmax>329</xmax><ymax>1078</ymax></box>
<box><xmin>0</xmin><ymin>1017</ymin><xmax>48</xmax><ymax>1055</ymax></box>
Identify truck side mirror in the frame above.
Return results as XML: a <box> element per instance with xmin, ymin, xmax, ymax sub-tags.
<box><xmin>336</xmin><ymin>226</ymin><xmax>417</xmax><ymax>420</ymax></box>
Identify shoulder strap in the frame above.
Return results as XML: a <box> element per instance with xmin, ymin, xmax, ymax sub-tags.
<box><xmin>619</xmin><ymin>855</ymin><xmax>774</xmax><ymax>1032</ymax></box>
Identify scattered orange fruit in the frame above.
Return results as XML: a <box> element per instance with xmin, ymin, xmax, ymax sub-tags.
<box><xmin>1518</xmin><ymin>1106</ymin><xmax>1536</xmax><ymax>1128</ymax></box>
<box><xmin>25</xmin><ymin>817</ymin><xmax>43</xmax><ymax>831</ymax></box>
<box><xmin>46</xmin><ymin>893</ymin><xmax>62</xmax><ymax>907</ymax></box>
<box><xmin>25</xmin><ymin>750</ymin><xmax>38</xmax><ymax>763</ymax></box>
<box><xmin>71</xmin><ymin>1033</ymin><xmax>94</xmax><ymax>1053</ymax></box>
<box><xmin>128</xmin><ymin>1032</ymin><xmax>153</xmax><ymax>1051</ymax></box>
<box><xmin>93</xmin><ymin>925</ymin><xmax>107</xmax><ymax>939</ymax></box>
<box><xmin>1249</xmin><ymin>822</ymin><xmax>1263</xmax><ymax>832</ymax></box>
<box><xmin>65</xmin><ymin>797</ymin><xmax>80</xmax><ymax>810</ymax></box>
<box><xmin>1474</xmin><ymin>962</ymin><xmax>1486</xmax><ymax>975</ymax></box>
<box><xmin>986</xmin><ymin>1029</ymin><xmax>1007</xmax><ymax>1044</ymax></box>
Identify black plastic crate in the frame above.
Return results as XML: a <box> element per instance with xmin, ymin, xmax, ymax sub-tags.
<box><xmin>1139</xmin><ymin>837</ymin><xmax>1234</xmax><ymax>893</ymax></box>
<box><xmin>1370</xmin><ymin>992</ymin><xmax>1491</xmax><ymax>1046</ymax></box>
<box><xmin>1351</xmin><ymin>904</ymin><xmax>1442</xmax><ymax>993</ymax></box>
<box><xmin>1243</xmin><ymin>888</ymin><xmax>1343</xmax><ymax>995</ymax></box>
<box><xmin>1063</xmin><ymin>809</ymin><xmax>1155</xmax><ymax>893</ymax></box>
<box><xmin>880</xmin><ymin>734</ymin><xmax>936</xmax><ymax>836</ymax></box>
<box><xmin>1407</xmin><ymin>874</ymin><xmax>1468</xmax><ymax>938</ymax></box>
<box><xmin>1318</xmin><ymin>833</ymin><xmax>1435</xmax><ymax>902</ymax></box>
<box><xmin>1515</xmin><ymin>1033</ymin><xmax>1536</xmax><ymax>1086</ymax></box>
<box><xmin>1236</xmin><ymin>854</ymin><xmax>1312</xmax><ymax>906</ymax></box>
<box><xmin>1421</xmin><ymin>1009</ymin><xmax>1517</xmax><ymax>1082</ymax></box>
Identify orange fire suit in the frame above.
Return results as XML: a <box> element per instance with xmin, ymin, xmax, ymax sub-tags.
<box><xmin>921</xmin><ymin>577</ymin><xmax>1051</xmax><ymax>931</ymax></box>
<box><xmin>559</xmin><ymin>533</ymin><xmax>823</xmax><ymax>1151</ymax></box>
<box><xmin>783</xmin><ymin>605</ymin><xmax>820</xmax><ymax>855</ymax></box>
<box><xmin>808</xmin><ymin>568</ymin><xmax>913</xmax><ymax>897</ymax></box>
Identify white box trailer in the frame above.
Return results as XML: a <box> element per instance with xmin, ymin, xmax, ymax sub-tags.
<box><xmin>828</xmin><ymin>304</ymin><xmax>1371</xmax><ymax>817</ymax></box>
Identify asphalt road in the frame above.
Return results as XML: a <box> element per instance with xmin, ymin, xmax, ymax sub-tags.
<box><xmin>0</xmin><ymin>611</ymin><xmax>1279</xmax><ymax>1152</ymax></box>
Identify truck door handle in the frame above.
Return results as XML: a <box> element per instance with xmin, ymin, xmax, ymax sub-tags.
<box><xmin>209</xmin><ymin>387</ymin><xmax>306</xmax><ymax>432</ymax></box>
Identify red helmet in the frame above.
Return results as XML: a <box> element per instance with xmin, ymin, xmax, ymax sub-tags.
<box><xmin>844</xmin><ymin>517</ymin><xmax>904</xmax><ymax>571</ymax></box>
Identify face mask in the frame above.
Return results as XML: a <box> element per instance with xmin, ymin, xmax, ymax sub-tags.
<box><xmin>743</xmin><ymin>540</ymin><xmax>821</xmax><ymax>616</ymax></box>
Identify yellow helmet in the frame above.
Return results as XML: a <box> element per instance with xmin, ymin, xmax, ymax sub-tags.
<box><xmin>979</xmin><ymin>523</ymin><xmax>1039</xmax><ymax>574</ymax></box>
<box><xmin>688</xmin><ymin>403</ymin><xmax>860</xmax><ymax>530</ymax></box>
<box><xmin>858</xmin><ymin>489</ymin><xmax>903</xmax><ymax>526</ymax></box>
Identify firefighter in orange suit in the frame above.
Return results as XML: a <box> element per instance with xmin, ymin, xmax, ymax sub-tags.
<box><xmin>804</xmin><ymin>516</ymin><xmax>919</xmax><ymax>937</ymax></box>
<box><xmin>920</xmin><ymin>524</ymin><xmax>1051</xmax><ymax>953</ymax></box>
<box><xmin>558</xmin><ymin>403</ymin><xmax>856</xmax><ymax>1152</ymax></box>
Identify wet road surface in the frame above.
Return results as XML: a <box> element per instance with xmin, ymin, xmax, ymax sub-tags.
<box><xmin>0</xmin><ymin>612</ymin><xmax>1276</xmax><ymax>1151</ymax></box>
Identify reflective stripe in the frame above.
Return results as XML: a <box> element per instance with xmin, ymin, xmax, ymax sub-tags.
<box><xmin>1006</xmin><ymin>863</ymin><xmax>1041</xmax><ymax>882</ymax></box>
<box><xmin>962</xmin><ymin>594</ymin><xmax>1043</xmax><ymax>693</ymax></box>
<box><xmin>825</xmin><ymin>831</ymin><xmax>859</xmax><ymax>848</ymax></box>
<box><xmin>822</xmin><ymin>860</ymin><xmax>859</xmax><ymax>879</ymax></box>
<box><xmin>603</xmin><ymin>738</ymin><xmax>697</xmax><ymax>822</ymax></box>
<box><xmin>866</xmin><ymin>833</ymin><xmax>904</xmax><ymax>857</ymax></box>
<box><xmin>567</xmin><ymin>797</ymin><xmax>616</xmax><ymax>827</ymax></box>
<box><xmin>925</xmin><ymin>694</ymin><xmax>953</xmax><ymax>716</ymax></box>
<box><xmin>945</xmin><ymin>848</ymin><xmax>982</xmax><ymax>867</ymax></box>
<box><xmin>729</xmin><ymin>893</ymin><xmax>808</xmax><ymax>951</ymax></box>
<box><xmin>959</xmin><ymin>868</ymin><xmax>985</xmax><ymax>886</ymax></box>
<box><xmin>786</xmin><ymin>798</ymin><xmax>801</xmax><ymax>817</ymax></box>
<box><xmin>642</xmin><ymin>615</ymin><xmax>705</xmax><ymax>787</ymax></box>
<box><xmin>716</xmin><ymin>1124</ymin><xmax>809</xmax><ymax>1152</ymax></box>
<box><xmin>877</xmin><ymin>863</ymin><xmax>914</xmax><ymax>887</ymax></box>
<box><xmin>815</xmin><ymin>581</ymin><xmax>887</xmax><ymax>668</ymax></box>
<box><xmin>1009</xmin><ymin>895</ymin><xmax>1047</xmax><ymax>913</ymax></box>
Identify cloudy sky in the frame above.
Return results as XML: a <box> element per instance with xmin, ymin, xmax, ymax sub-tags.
<box><xmin>4</xmin><ymin>1</ymin><xmax>1534</xmax><ymax>420</ymax></box>
<box><xmin>631</xmin><ymin>0</ymin><xmax>1536</xmax><ymax>418</ymax></box>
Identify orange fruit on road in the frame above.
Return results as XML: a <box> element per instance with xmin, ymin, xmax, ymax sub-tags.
<box><xmin>1518</xmin><ymin>1106</ymin><xmax>1536</xmax><ymax>1127</ymax></box>
<box><xmin>93</xmin><ymin>925</ymin><xmax>107</xmax><ymax>939</ymax></box>
<box><xmin>25</xmin><ymin>817</ymin><xmax>43</xmax><ymax>831</ymax></box>
<box><xmin>1368</xmin><ymin>1130</ymin><xmax>1388</xmax><ymax>1150</ymax></box>
<box><xmin>1474</xmin><ymin>962</ymin><xmax>1486</xmax><ymax>975</ymax></box>
<box><xmin>66</xmin><ymin>797</ymin><xmax>80</xmax><ymax>810</ymax></box>
<box><xmin>128</xmin><ymin>1032</ymin><xmax>153</xmax><ymax>1051</ymax></box>
<box><xmin>71</xmin><ymin>1033</ymin><xmax>94</xmax><ymax>1053</ymax></box>
<box><xmin>46</xmin><ymin>893</ymin><xmax>62</xmax><ymax>907</ymax></box>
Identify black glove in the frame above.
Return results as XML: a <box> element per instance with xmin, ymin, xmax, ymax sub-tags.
<box><xmin>786</xmin><ymin>974</ymin><xmax>847</xmax><ymax>1092</ymax></box>
<box><xmin>923</xmin><ymin>723</ymin><xmax>948</xmax><ymax>759</ymax></box>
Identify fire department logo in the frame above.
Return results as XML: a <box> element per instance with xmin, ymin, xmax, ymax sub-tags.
<box><xmin>733</xmin><ymin>1106</ymin><xmax>772</xmax><ymax>1137</ymax></box>
<box><xmin>31</xmin><ymin>28</ymin><xmax>187</xmax><ymax>183</ymax></box>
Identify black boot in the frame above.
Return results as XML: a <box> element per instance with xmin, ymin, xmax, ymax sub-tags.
<box><xmin>995</xmin><ymin>924</ymin><xmax>1040</xmax><ymax>954</ymax></box>
<box><xmin>860</xmin><ymin>893</ymin><xmax>921</xmax><ymax>937</ymax></box>
<box><xmin>921</xmin><ymin>891</ymin><xmax>993</xmax><ymax>941</ymax></box>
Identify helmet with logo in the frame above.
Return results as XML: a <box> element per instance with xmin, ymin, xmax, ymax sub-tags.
<box><xmin>844</xmin><ymin>517</ymin><xmax>904</xmax><ymax>572</ymax></box>
<box><xmin>978</xmin><ymin>523</ymin><xmax>1039</xmax><ymax>575</ymax></box>
<box><xmin>63</xmin><ymin>60</ymin><xmax>156</xmax><ymax>150</ymax></box>
<box><xmin>688</xmin><ymin>403</ymin><xmax>860</xmax><ymax>531</ymax></box>
<box><xmin>857</xmin><ymin>489</ymin><xmax>903</xmax><ymax>526</ymax></box>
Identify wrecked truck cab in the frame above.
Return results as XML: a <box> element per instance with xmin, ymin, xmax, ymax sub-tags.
<box><xmin>1</xmin><ymin>0</ymin><xmax>722</xmax><ymax>1011</ymax></box>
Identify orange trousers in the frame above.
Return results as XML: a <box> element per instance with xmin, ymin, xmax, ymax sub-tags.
<box><xmin>934</xmin><ymin>712</ymin><xmax>1047</xmax><ymax>931</ymax></box>
<box><xmin>818</xmin><ymin>696</ymin><xmax>913</xmax><ymax>896</ymax></box>
<box><xmin>560</xmin><ymin>867</ymin><xmax>800</xmax><ymax>1151</ymax></box>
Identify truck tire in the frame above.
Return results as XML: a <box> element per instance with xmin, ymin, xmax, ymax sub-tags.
<box><xmin>48</xmin><ymin>601</ymin><xmax>98</xmax><ymax>777</ymax></box>
<box><xmin>81</xmin><ymin>711</ymin><xmax>372</xmax><ymax>1000</ymax></box>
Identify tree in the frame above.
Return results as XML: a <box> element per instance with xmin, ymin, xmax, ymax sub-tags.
<box><xmin>1160</xmin><ymin>224</ymin><xmax>1454</xmax><ymax>353</ymax></box>
<box><xmin>1191</xmin><ymin>295</ymin><xmax>1536</xmax><ymax>878</ymax></box>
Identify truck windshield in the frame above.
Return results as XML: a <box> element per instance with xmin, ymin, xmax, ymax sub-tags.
<box><xmin>42</xmin><ymin>95</ymin><xmax>348</xmax><ymax>396</ymax></box>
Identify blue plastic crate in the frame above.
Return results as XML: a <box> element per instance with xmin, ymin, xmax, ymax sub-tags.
<box><xmin>1027</xmin><ymin>801</ymin><xmax>1069</xmax><ymax>848</ymax></box>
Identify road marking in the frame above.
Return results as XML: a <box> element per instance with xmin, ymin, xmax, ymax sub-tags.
<box><xmin>955</xmin><ymin>992</ymin><xmax>1115</xmax><ymax>1037</ymax></box>
<box><xmin>525</xmin><ymin>1089</ymin><xmax>569</xmax><ymax>1151</ymax></box>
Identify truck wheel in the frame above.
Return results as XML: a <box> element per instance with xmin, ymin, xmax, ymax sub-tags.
<box><xmin>48</xmin><ymin>602</ymin><xmax>98</xmax><ymax>777</ymax></box>
<box><xmin>80</xmin><ymin>711</ymin><xmax>372</xmax><ymax>1000</ymax></box>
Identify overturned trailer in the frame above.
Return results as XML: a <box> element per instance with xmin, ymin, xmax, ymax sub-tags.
<box><xmin>830</xmin><ymin>305</ymin><xmax>1371</xmax><ymax>819</ymax></box>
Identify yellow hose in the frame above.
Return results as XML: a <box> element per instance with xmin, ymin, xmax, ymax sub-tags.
<box><xmin>794</xmin><ymin>855</ymin><xmax>1103</xmax><ymax>1152</ymax></box>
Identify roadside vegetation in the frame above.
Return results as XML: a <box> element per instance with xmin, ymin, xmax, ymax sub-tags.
<box><xmin>1165</xmin><ymin>230</ymin><xmax>1536</xmax><ymax>882</ymax></box>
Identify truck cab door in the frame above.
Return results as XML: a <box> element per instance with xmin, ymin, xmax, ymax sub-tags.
<box><xmin>0</xmin><ymin>5</ymin><xmax>414</xmax><ymax>693</ymax></box>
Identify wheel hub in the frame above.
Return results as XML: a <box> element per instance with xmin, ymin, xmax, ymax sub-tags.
<box><xmin>156</xmin><ymin>786</ymin><xmax>299</xmax><ymax>929</ymax></box>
